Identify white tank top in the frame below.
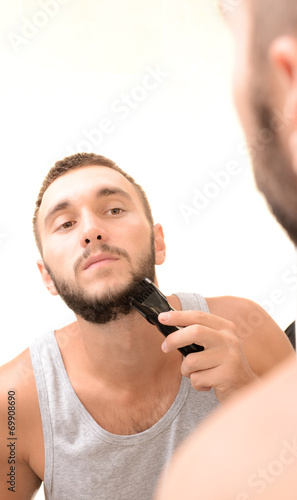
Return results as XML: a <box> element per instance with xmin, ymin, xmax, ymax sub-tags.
<box><xmin>29</xmin><ymin>292</ymin><xmax>219</xmax><ymax>500</ymax></box>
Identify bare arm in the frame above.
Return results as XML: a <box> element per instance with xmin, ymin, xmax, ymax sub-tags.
<box><xmin>0</xmin><ymin>353</ymin><xmax>43</xmax><ymax>500</ymax></box>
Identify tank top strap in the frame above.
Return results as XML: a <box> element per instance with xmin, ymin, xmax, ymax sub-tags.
<box><xmin>173</xmin><ymin>292</ymin><xmax>209</xmax><ymax>313</ymax></box>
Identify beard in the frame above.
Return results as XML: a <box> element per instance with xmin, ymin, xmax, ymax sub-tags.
<box><xmin>249</xmin><ymin>96</ymin><xmax>297</xmax><ymax>245</ymax></box>
<box><xmin>44</xmin><ymin>235</ymin><xmax>156</xmax><ymax>324</ymax></box>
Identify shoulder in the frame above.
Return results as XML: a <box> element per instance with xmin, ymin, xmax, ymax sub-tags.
<box><xmin>0</xmin><ymin>349</ymin><xmax>40</xmax><ymax>448</ymax></box>
<box><xmin>0</xmin><ymin>348</ymin><xmax>34</xmax><ymax>390</ymax></box>
<box><xmin>0</xmin><ymin>349</ymin><xmax>43</xmax><ymax>477</ymax></box>
<box><xmin>0</xmin><ymin>348</ymin><xmax>37</xmax><ymax>405</ymax></box>
<box><xmin>206</xmin><ymin>295</ymin><xmax>265</xmax><ymax>322</ymax></box>
<box><xmin>205</xmin><ymin>294</ymin><xmax>284</xmax><ymax>337</ymax></box>
<box><xmin>0</xmin><ymin>348</ymin><xmax>36</xmax><ymax>406</ymax></box>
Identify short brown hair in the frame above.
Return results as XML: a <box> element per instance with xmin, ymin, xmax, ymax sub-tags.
<box><xmin>33</xmin><ymin>152</ymin><xmax>154</xmax><ymax>255</ymax></box>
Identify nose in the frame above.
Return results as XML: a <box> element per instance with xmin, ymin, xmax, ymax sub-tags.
<box><xmin>85</xmin><ymin>234</ymin><xmax>101</xmax><ymax>245</ymax></box>
<box><xmin>79</xmin><ymin>213</ymin><xmax>105</xmax><ymax>248</ymax></box>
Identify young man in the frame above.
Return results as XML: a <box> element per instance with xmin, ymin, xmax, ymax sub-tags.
<box><xmin>0</xmin><ymin>152</ymin><xmax>293</xmax><ymax>500</ymax></box>
<box><xmin>154</xmin><ymin>1</ymin><xmax>297</xmax><ymax>499</ymax></box>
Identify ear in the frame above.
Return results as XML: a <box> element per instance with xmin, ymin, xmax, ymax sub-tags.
<box><xmin>269</xmin><ymin>37</ymin><xmax>297</xmax><ymax>107</ymax></box>
<box><xmin>269</xmin><ymin>35</ymin><xmax>297</xmax><ymax>87</ymax></box>
<box><xmin>37</xmin><ymin>259</ymin><xmax>59</xmax><ymax>296</ymax></box>
<box><xmin>269</xmin><ymin>36</ymin><xmax>297</xmax><ymax>175</ymax></box>
<box><xmin>153</xmin><ymin>224</ymin><xmax>166</xmax><ymax>265</ymax></box>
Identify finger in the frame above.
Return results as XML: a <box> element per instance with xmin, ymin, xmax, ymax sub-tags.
<box><xmin>161</xmin><ymin>325</ymin><xmax>207</xmax><ymax>352</ymax></box>
<box><xmin>159</xmin><ymin>310</ymin><xmax>236</xmax><ymax>332</ymax></box>
<box><xmin>180</xmin><ymin>351</ymin><xmax>221</xmax><ymax>378</ymax></box>
<box><xmin>188</xmin><ymin>367</ymin><xmax>225</xmax><ymax>393</ymax></box>
<box><xmin>189</xmin><ymin>370</ymin><xmax>215</xmax><ymax>392</ymax></box>
<box><xmin>161</xmin><ymin>325</ymin><xmax>227</xmax><ymax>353</ymax></box>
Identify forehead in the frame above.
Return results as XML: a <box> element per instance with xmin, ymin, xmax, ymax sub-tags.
<box><xmin>39</xmin><ymin>165</ymin><xmax>141</xmax><ymax>219</ymax></box>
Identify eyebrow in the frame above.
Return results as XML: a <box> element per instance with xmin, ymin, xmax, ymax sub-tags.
<box><xmin>43</xmin><ymin>186</ymin><xmax>133</xmax><ymax>227</ymax></box>
<box><xmin>44</xmin><ymin>201</ymin><xmax>71</xmax><ymax>227</ymax></box>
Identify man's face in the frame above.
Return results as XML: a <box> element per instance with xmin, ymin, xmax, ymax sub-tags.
<box><xmin>37</xmin><ymin>166</ymin><xmax>162</xmax><ymax>324</ymax></box>
<box><xmin>220</xmin><ymin>0</ymin><xmax>297</xmax><ymax>244</ymax></box>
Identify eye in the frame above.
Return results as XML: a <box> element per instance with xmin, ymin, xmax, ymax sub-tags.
<box><xmin>57</xmin><ymin>221</ymin><xmax>76</xmax><ymax>231</ymax></box>
<box><xmin>106</xmin><ymin>208</ymin><xmax>124</xmax><ymax>216</ymax></box>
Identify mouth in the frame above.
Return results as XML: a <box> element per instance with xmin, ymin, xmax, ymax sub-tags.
<box><xmin>83</xmin><ymin>254</ymin><xmax>120</xmax><ymax>271</ymax></box>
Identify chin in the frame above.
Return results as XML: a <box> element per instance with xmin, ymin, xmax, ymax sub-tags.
<box><xmin>87</xmin><ymin>272</ymin><xmax>137</xmax><ymax>296</ymax></box>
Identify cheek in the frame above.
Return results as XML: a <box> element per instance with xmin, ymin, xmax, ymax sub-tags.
<box><xmin>126</xmin><ymin>224</ymin><xmax>153</xmax><ymax>258</ymax></box>
<box><xmin>43</xmin><ymin>240</ymin><xmax>73</xmax><ymax>278</ymax></box>
<box><xmin>124</xmin><ymin>215</ymin><xmax>152</xmax><ymax>240</ymax></box>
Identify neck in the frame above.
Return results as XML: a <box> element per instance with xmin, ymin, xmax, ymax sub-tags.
<box><xmin>56</xmin><ymin>294</ymin><xmax>182</xmax><ymax>390</ymax></box>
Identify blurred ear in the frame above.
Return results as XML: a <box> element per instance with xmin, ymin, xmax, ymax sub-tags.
<box><xmin>153</xmin><ymin>224</ymin><xmax>166</xmax><ymax>265</ymax></box>
<box><xmin>269</xmin><ymin>36</ymin><xmax>297</xmax><ymax>123</ymax></box>
<box><xmin>269</xmin><ymin>36</ymin><xmax>297</xmax><ymax>174</ymax></box>
<box><xmin>37</xmin><ymin>259</ymin><xmax>58</xmax><ymax>296</ymax></box>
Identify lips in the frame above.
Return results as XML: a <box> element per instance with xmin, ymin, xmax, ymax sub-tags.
<box><xmin>82</xmin><ymin>253</ymin><xmax>119</xmax><ymax>271</ymax></box>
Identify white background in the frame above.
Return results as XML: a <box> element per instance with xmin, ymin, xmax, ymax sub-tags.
<box><xmin>1</xmin><ymin>1</ymin><xmax>296</xmax><ymax>497</ymax></box>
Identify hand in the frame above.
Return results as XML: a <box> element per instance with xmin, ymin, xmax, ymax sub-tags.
<box><xmin>158</xmin><ymin>310</ymin><xmax>258</xmax><ymax>403</ymax></box>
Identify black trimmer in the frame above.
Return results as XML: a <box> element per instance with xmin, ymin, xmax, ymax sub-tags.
<box><xmin>130</xmin><ymin>278</ymin><xmax>204</xmax><ymax>356</ymax></box>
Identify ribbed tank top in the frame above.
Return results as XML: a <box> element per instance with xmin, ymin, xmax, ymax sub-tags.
<box><xmin>30</xmin><ymin>292</ymin><xmax>219</xmax><ymax>500</ymax></box>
